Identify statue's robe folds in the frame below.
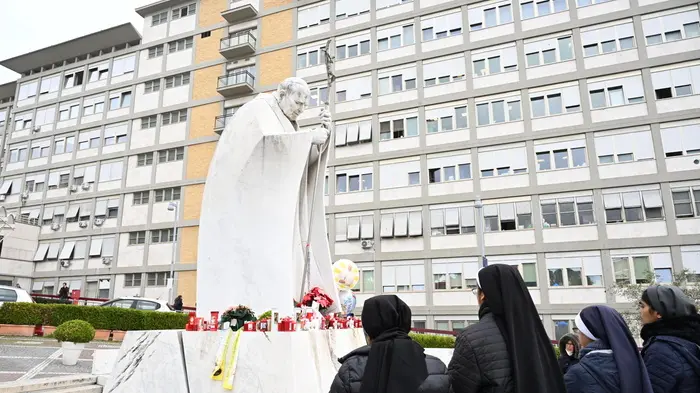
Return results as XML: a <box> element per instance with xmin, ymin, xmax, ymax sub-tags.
<box><xmin>197</xmin><ymin>94</ymin><xmax>340</xmax><ymax>318</ymax></box>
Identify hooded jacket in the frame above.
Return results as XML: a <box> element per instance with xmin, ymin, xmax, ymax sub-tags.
<box><xmin>557</xmin><ymin>333</ymin><xmax>580</xmax><ymax>375</ymax></box>
<box><xmin>564</xmin><ymin>341</ymin><xmax>621</xmax><ymax>393</ymax></box>
<box><xmin>329</xmin><ymin>345</ymin><xmax>450</xmax><ymax>393</ymax></box>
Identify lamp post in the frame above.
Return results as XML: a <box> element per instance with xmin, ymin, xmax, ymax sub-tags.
<box><xmin>167</xmin><ymin>201</ymin><xmax>179</xmax><ymax>305</ymax></box>
<box><xmin>475</xmin><ymin>197</ymin><xmax>487</xmax><ymax>268</ymax></box>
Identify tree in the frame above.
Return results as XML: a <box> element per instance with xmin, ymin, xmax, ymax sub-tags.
<box><xmin>609</xmin><ymin>269</ymin><xmax>700</xmax><ymax>338</ymax></box>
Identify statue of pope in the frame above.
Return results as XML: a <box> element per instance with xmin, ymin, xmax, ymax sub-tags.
<box><xmin>196</xmin><ymin>77</ymin><xmax>340</xmax><ymax>318</ymax></box>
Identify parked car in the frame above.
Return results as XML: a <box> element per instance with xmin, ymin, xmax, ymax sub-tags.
<box><xmin>98</xmin><ymin>297</ymin><xmax>173</xmax><ymax>312</ymax></box>
<box><xmin>0</xmin><ymin>285</ymin><xmax>34</xmax><ymax>307</ymax></box>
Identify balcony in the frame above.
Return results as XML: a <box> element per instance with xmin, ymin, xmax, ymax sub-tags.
<box><xmin>222</xmin><ymin>0</ymin><xmax>258</xmax><ymax>24</ymax></box>
<box><xmin>219</xmin><ymin>31</ymin><xmax>256</xmax><ymax>59</ymax></box>
<box><xmin>214</xmin><ymin>114</ymin><xmax>236</xmax><ymax>135</ymax></box>
<box><xmin>217</xmin><ymin>71</ymin><xmax>255</xmax><ymax>97</ymax></box>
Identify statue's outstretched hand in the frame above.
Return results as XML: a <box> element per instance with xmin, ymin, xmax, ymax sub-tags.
<box><xmin>311</xmin><ymin>129</ymin><xmax>330</xmax><ymax>145</ymax></box>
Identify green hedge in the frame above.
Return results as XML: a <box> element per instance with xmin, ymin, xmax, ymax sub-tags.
<box><xmin>410</xmin><ymin>333</ymin><xmax>456</xmax><ymax>348</ymax></box>
<box><xmin>0</xmin><ymin>303</ymin><xmax>188</xmax><ymax>331</ymax></box>
<box><xmin>32</xmin><ymin>297</ymin><xmax>72</xmax><ymax>305</ymax></box>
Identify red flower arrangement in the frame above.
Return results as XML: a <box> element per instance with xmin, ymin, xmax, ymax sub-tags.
<box><xmin>297</xmin><ymin>287</ymin><xmax>334</xmax><ymax>313</ymax></box>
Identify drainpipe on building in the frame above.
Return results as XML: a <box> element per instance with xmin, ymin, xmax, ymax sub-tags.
<box><xmin>475</xmin><ymin>197</ymin><xmax>487</xmax><ymax>268</ymax></box>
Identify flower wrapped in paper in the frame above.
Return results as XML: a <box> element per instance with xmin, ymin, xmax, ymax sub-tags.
<box><xmin>297</xmin><ymin>287</ymin><xmax>335</xmax><ymax>315</ymax></box>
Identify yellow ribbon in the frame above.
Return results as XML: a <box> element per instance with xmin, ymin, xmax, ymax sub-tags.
<box><xmin>223</xmin><ymin>329</ymin><xmax>243</xmax><ymax>390</ymax></box>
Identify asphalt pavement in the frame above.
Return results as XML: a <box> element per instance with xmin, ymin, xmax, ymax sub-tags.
<box><xmin>0</xmin><ymin>336</ymin><xmax>121</xmax><ymax>383</ymax></box>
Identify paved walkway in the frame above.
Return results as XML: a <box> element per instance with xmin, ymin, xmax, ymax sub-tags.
<box><xmin>0</xmin><ymin>336</ymin><xmax>121</xmax><ymax>383</ymax></box>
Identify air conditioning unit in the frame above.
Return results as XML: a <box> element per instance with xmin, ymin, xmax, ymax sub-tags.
<box><xmin>50</xmin><ymin>222</ymin><xmax>61</xmax><ymax>231</ymax></box>
<box><xmin>0</xmin><ymin>195</ymin><xmax>5</xmax><ymax>201</ymax></box>
<box><xmin>33</xmin><ymin>126</ymin><xmax>41</xmax><ymax>133</ymax></box>
<box><xmin>361</xmin><ymin>240</ymin><xmax>374</xmax><ymax>250</ymax></box>
<box><xmin>70</xmin><ymin>185</ymin><xmax>78</xmax><ymax>193</ymax></box>
<box><xmin>81</xmin><ymin>183</ymin><xmax>90</xmax><ymax>191</ymax></box>
<box><xmin>102</xmin><ymin>257</ymin><xmax>113</xmax><ymax>265</ymax></box>
<box><xmin>20</xmin><ymin>191</ymin><xmax>29</xmax><ymax>199</ymax></box>
<box><xmin>60</xmin><ymin>260</ymin><xmax>71</xmax><ymax>268</ymax></box>
<box><xmin>78</xmin><ymin>221</ymin><xmax>88</xmax><ymax>228</ymax></box>
<box><xmin>94</xmin><ymin>218</ymin><xmax>104</xmax><ymax>226</ymax></box>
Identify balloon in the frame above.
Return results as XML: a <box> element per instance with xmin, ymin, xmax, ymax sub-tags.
<box><xmin>343</xmin><ymin>292</ymin><xmax>357</xmax><ymax>315</ymax></box>
<box><xmin>332</xmin><ymin>259</ymin><xmax>360</xmax><ymax>291</ymax></box>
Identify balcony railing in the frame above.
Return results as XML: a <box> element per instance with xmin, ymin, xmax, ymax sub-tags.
<box><xmin>220</xmin><ymin>31</ymin><xmax>256</xmax><ymax>51</ymax></box>
<box><xmin>218</xmin><ymin>71</ymin><xmax>255</xmax><ymax>90</ymax></box>
<box><xmin>214</xmin><ymin>114</ymin><xmax>236</xmax><ymax>131</ymax></box>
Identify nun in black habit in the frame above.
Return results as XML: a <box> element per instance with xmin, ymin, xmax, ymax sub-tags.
<box><xmin>564</xmin><ymin>305</ymin><xmax>654</xmax><ymax>393</ymax></box>
<box><xmin>448</xmin><ymin>264</ymin><xmax>566</xmax><ymax>393</ymax></box>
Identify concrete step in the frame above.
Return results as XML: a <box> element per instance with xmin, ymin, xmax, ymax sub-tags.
<box><xmin>0</xmin><ymin>374</ymin><xmax>96</xmax><ymax>393</ymax></box>
<box><xmin>33</xmin><ymin>385</ymin><xmax>102</xmax><ymax>393</ymax></box>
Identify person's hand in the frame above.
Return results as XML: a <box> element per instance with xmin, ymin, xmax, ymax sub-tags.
<box><xmin>319</xmin><ymin>107</ymin><xmax>332</xmax><ymax>130</ymax></box>
<box><xmin>311</xmin><ymin>128</ymin><xmax>330</xmax><ymax>145</ymax></box>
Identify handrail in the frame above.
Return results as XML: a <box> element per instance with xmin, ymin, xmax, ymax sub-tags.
<box><xmin>217</xmin><ymin>71</ymin><xmax>255</xmax><ymax>89</ymax></box>
<box><xmin>214</xmin><ymin>113</ymin><xmax>236</xmax><ymax>129</ymax></box>
<box><xmin>220</xmin><ymin>30</ymin><xmax>256</xmax><ymax>50</ymax></box>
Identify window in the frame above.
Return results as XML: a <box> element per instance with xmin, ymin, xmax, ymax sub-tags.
<box><xmin>29</xmin><ymin>140</ymin><xmax>51</xmax><ymax>159</ymax></box>
<box><xmin>541</xmin><ymin>196</ymin><xmax>595</xmax><ymax>227</ymax></box>
<box><xmin>430</xmin><ymin>206</ymin><xmax>476</xmax><ymax>235</ymax></box>
<box><xmin>378</xmin><ymin>116</ymin><xmax>418</xmax><ymax>140</ymax></box>
<box><xmin>335</xmin><ymin>75</ymin><xmax>372</xmax><ymax>102</ymax></box>
<box><xmin>87</xmin><ymin>63</ymin><xmax>109</xmax><ymax>83</ymax></box>
<box><xmin>18</xmin><ymin>80</ymin><xmax>38</xmax><ymax>100</ymax></box>
<box><xmin>151</xmin><ymin>229</ymin><xmax>177</xmax><ymax>243</ymax></box>
<box><xmin>8</xmin><ymin>146</ymin><xmax>28</xmax><ymax>163</ymax></box>
<box><xmin>99</xmin><ymin>161</ymin><xmax>124</xmax><ymax>183</ymax></box>
<box><xmin>468</xmin><ymin>3</ymin><xmax>513</xmax><ymax>31</ymax></box>
<box><xmin>336</xmin><ymin>0</ymin><xmax>370</xmax><ymax>18</ymax></box>
<box><xmin>147</xmin><ymin>272</ymin><xmax>171</xmax><ymax>287</ymax></box>
<box><xmin>335</xmin><ymin>214</ymin><xmax>374</xmax><ymax>241</ymax></box>
<box><xmin>78</xmin><ymin>130</ymin><xmax>101</xmax><ymax>150</ymax></box>
<box><xmin>137</xmin><ymin>153</ymin><xmax>154</xmax><ymax>167</ymax></box>
<box><xmin>524</xmin><ymin>36</ymin><xmax>574</xmax><ymax>67</ymax></box>
<box><xmin>521</xmin><ymin>0</ymin><xmax>567</xmax><ymax>19</ymax></box>
<box><xmin>335</xmin><ymin>33</ymin><xmax>370</xmax><ymax>61</ymax></box>
<box><xmin>103</xmin><ymin>125</ymin><xmax>128</xmax><ymax>146</ymax></box>
<box><xmin>24</xmin><ymin>174</ymin><xmax>46</xmax><ymax>193</ymax></box>
<box><xmin>476</xmin><ymin>97</ymin><xmax>522</xmax><ymax>126</ymax></box>
<box><xmin>162</xmin><ymin>109</ymin><xmax>188</xmax><ymax>125</ymax></box>
<box><xmin>33</xmin><ymin>106</ymin><xmax>56</xmax><ymax>126</ymax></box>
<box><xmin>594</xmin><ymin>129</ymin><xmax>655</xmax><ymax>165</ymax></box>
<box><xmin>297</xmin><ymin>2</ymin><xmax>330</xmax><ymax>30</ymax></box>
<box><xmin>124</xmin><ymin>273</ymin><xmax>142</xmax><ymax>287</ymax></box>
<box><xmin>530</xmin><ymin>85</ymin><xmax>581</xmax><ymax>116</ymax></box>
<box><xmin>144</xmin><ymin>79</ymin><xmax>161</xmax><ymax>93</ymax></box>
<box><xmin>588</xmin><ymin>74</ymin><xmax>645</xmax><ymax>108</ymax></box>
<box><xmin>428</xmin><ymin>162</ymin><xmax>471</xmax><ymax>183</ymax></box>
<box><xmin>535</xmin><ymin>143</ymin><xmax>587</xmax><ymax>171</ymax></box>
<box><xmin>158</xmin><ymin>147</ymin><xmax>185</xmax><ymax>163</ymax></box>
<box><xmin>378</xmin><ymin>68</ymin><xmax>417</xmax><ymax>95</ymax></box>
<box><xmin>298</xmin><ymin>46</ymin><xmax>326</xmax><ymax>69</ymax></box>
<box><xmin>335</xmin><ymin>120</ymin><xmax>372</xmax><ymax>146</ymax></box>
<box><xmin>152</xmin><ymin>11</ymin><xmax>168</xmax><ymax>26</ymax></box>
<box><xmin>111</xmin><ymin>56</ymin><xmax>136</xmax><ymax>77</ymax></box>
<box><xmin>128</xmin><ymin>231</ymin><xmax>146</xmax><ymax>245</ymax></box>
<box><xmin>472</xmin><ymin>46</ymin><xmax>517</xmax><ymax>77</ymax></box>
<box><xmin>63</xmin><ymin>70</ymin><xmax>84</xmax><ymax>89</ymax></box>
<box><xmin>141</xmin><ymin>115</ymin><xmax>158</xmax><ymax>129</ymax></box>
<box><xmin>172</xmin><ymin>3</ymin><xmax>196</xmax><ymax>19</ymax></box>
<box><xmin>39</xmin><ymin>75</ymin><xmax>61</xmax><ymax>95</ymax></box>
<box><xmin>81</xmin><ymin>96</ymin><xmax>105</xmax><ymax>117</ymax></box>
<box><xmin>423</xmin><ymin>56</ymin><xmax>466</xmax><ymax>87</ymax></box>
<box><xmin>479</xmin><ymin>145</ymin><xmax>528</xmax><ymax>177</ymax></box>
<box><xmin>351</xmin><ymin>269</ymin><xmax>375</xmax><ymax>293</ymax></box>
<box><xmin>336</xmin><ymin>171</ymin><xmax>372</xmax><ymax>193</ymax></box>
<box><xmin>148</xmin><ymin>45</ymin><xmax>165</xmax><ymax>59</ymax></box>
<box><xmin>13</xmin><ymin>112</ymin><xmax>33</xmax><ymax>131</ymax></box>
<box><xmin>109</xmin><ymin>91</ymin><xmax>132</xmax><ymax>110</ymax></box>
<box><xmin>133</xmin><ymin>191</ymin><xmax>150</xmax><ymax>205</ymax></box>
<box><xmin>168</xmin><ymin>37</ymin><xmax>194</xmax><ymax>53</ymax></box>
<box><xmin>581</xmin><ymin>22</ymin><xmax>635</xmax><ymax>57</ymax></box>
<box><xmin>426</xmin><ymin>105</ymin><xmax>468</xmax><ymax>134</ymax></box>
<box><xmin>433</xmin><ymin>261</ymin><xmax>479</xmax><ymax>291</ymax></box>
<box><xmin>164</xmin><ymin>73</ymin><xmax>190</xmax><ymax>88</ymax></box>
<box><xmin>642</xmin><ymin>9</ymin><xmax>700</xmax><ymax>46</ymax></box>
<box><xmin>603</xmin><ymin>189</ymin><xmax>664</xmax><ymax>223</ymax></box>
<box><xmin>61</xmin><ymin>104</ymin><xmax>82</xmax><ymax>122</ymax></box>
<box><xmin>661</xmin><ymin>123</ymin><xmax>700</xmax><ymax>157</ymax></box>
<box><xmin>612</xmin><ymin>254</ymin><xmax>671</xmax><ymax>285</ymax></box>
<box><xmin>671</xmin><ymin>187</ymin><xmax>700</xmax><ymax>218</ymax></box>
<box><xmin>651</xmin><ymin>64</ymin><xmax>700</xmax><ymax>100</ymax></box>
<box><xmin>307</xmin><ymin>85</ymin><xmax>329</xmax><ymax>107</ymax></box>
<box><xmin>421</xmin><ymin>11</ymin><xmax>463</xmax><ymax>41</ymax></box>
<box><xmin>54</xmin><ymin>135</ymin><xmax>75</xmax><ymax>155</ymax></box>
<box><xmin>481</xmin><ymin>202</ymin><xmax>533</xmax><ymax>232</ymax></box>
<box><xmin>70</xmin><ymin>166</ymin><xmax>94</xmax><ymax>187</ymax></box>
<box><xmin>155</xmin><ymin>187</ymin><xmax>181</xmax><ymax>202</ymax></box>
<box><xmin>382</xmin><ymin>264</ymin><xmax>425</xmax><ymax>292</ymax></box>
<box><xmin>377</xmin><ymin>23</ymin><xmax>414</xmax><ymax>51</ymax></box>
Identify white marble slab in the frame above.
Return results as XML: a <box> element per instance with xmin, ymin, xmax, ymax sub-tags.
<box><xmin>91</xmin><ymin>349</ymin><xmax>119</xmax><ymax>376</ymax></box>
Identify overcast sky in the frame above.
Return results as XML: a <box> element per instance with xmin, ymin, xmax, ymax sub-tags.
<box><xmin>0</xmin><ymin>0</ymin><xmax>152</xmax><ymax>84</ymax></box>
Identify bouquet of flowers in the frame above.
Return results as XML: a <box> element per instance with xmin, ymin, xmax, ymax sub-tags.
<box><xmin>297</xmin><ymin>287</ymin><xmax>335</xmax><ymax>314</ymax></box>
<box><xmin>220</xmin><ymin>305</ymin><xmax>256</xmax><ymax>331</ymax></box>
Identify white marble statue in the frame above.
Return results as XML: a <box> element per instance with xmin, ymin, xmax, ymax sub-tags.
<box><xmin>197</xmin><ymin>77</ymin><xmax>340</xmax><ymax>318</ymax></box>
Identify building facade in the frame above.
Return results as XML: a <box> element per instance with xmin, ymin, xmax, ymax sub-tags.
<box><xmin>1</xmin><ymin>0</ymin><xmax>700</xmax><ymax>338</ymax></box>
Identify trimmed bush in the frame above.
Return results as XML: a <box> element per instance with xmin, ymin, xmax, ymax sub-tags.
<box><xmin>32</xmin><ymin>297</ymin><xmax>71</xmax><ymax>305</ymax></box>
<box><xmin>0</xmin><ymin>303</ymin><xmax>188</xmax><ymax>331</ymax></box>
<box><xmin>411</xmin><ymin>333</ymin><xmax>456</xmax><ymax>348</ymax></box>
<box><xmin>54</xmin><ymin>320</ymin><xmax>95</xmax><ymax>343</ymax></box>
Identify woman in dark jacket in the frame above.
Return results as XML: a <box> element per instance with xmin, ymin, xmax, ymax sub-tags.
<box><xmin>564</xmin><ymin>305</ymin><xmax>653</xmax><ymax>393</ymax></box>
<box><xmin>558</xmin><ymin>333</ymin><xmax>580</xmax><ymax>375</ymax></box>
<box><xmin>329</xmin><ymin>294</ymin><xmax>449</xmax><ymax>393</ymax></box>
<box><xmin>639</xmin><ymin>285</ymin><xmax>700</xmax><ymax>393</ymax></box>
<box><xmin>448</xmin><ymin>264</ymin><xmax>566</xmax><ymax>393</ymax></box>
